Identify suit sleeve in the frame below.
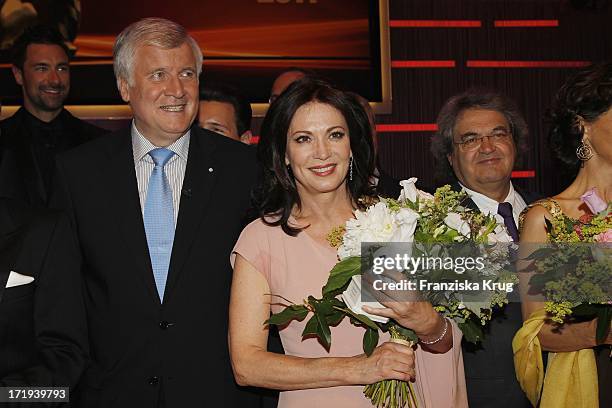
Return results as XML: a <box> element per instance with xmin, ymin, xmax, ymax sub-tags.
<box><xmin>0</xmin><ymin>213</ymin><xmax>88</xmax><ymax>394</ymax></box>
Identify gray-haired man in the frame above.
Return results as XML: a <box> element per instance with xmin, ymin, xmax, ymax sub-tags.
<box><xmin>52</xmin><ymin>18</ymin><xmax>260</xmax><ymax>407</ymax></box>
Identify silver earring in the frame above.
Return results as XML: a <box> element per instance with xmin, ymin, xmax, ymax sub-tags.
<box><xmin>349</xmin><ymin>157</ymin><xmax>353</xmax><ymax>181</ymax></box>
<box><xmin>576</xmin><ymin>139</ymin><xmax>593</xmax><ymax>161</ymax></box>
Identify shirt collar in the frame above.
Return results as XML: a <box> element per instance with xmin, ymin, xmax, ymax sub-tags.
<box><xmin>131</xmin><ymin>121</ymin><xmax>190</xmax><ymax>163</ymax></box>
<box><xmin>460</xmin><ymin>182</ymin><xmax>516</xmax><ymax>213</ymax></box>
<box><xmin>22</xmin><ymin>107</ymin><xmax>67</xmax><ymax>130</ymax></box>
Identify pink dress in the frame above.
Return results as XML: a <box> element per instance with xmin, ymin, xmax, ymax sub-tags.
<box><xmin>232</xmin><ymin>219</ymin><xmax>468</xmax><ymax>408</ymax></box>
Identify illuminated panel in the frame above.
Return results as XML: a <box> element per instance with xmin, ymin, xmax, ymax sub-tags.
<box><xmin>467</xmin><ymin>60</ymin><xmax>590</xmax><ymax>68</ymax></box>
<box><xmin>392</xmin><ymin>60</ymin><xmax>456</xmax><ymax>68</ymax></box>
<box><xmin>511</xmin><ymin>170</ymin><xmax>536</xmax><ymax>178</ymax></box>
<box><xmin>390</xmin><ymin>20</ymin><xmax>481</xmax><ymax>28</ymax></box>
<box><xmin>494</xmin><ymin>20</ymin><xmax>559</xmax><ymax>27</ymax></box>
<box><xmin>376</xmin><ymin>124</ymin><xmax>438</xmax><ymax>132</ymax></box>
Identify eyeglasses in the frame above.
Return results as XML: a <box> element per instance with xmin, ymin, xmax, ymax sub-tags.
<box><xmin>453</xmin><ymin>129</ymin><xmax>512</xmax><ymax>151</ymax></box>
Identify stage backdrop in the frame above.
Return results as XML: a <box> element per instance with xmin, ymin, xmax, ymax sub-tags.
<box><xmin>364</xmin><ymin>0</ymin><xmax>611</xmax><ymax>197</ymax></box>
<box><xmin>0</xmin><ymin>0</ymin><xmax>390</xmax><ymax>113</ymax></box>
<box><xmin>251</xmin><ymin>0</ymin><xmax>609</xmax><ymax>197</ymax></box>
<box><xmin>1</xmin><ymin>0</ymin><xmax>611</xmax><ymax>196</ymax></box>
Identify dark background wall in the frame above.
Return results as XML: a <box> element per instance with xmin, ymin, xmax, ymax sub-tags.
<box><xmin>251</xmin><ymin>0</ymin><xmax>611</xmax><ymax>196</ymax></box>
<box><xmin>10</xmin><ymin>0</ymin><xmax>611</xmax><ymax>197</ymax></box>
<box><xmin>376</xmin><ymin>0</ymin><xmax>611</xmax><ymax>196</ymax></box>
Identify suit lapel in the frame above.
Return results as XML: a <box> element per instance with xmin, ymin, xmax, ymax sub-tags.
<box><xmin>164</xmin><ymin>128</ymin><xmax>217</xmax><ymax>301</ymax></box>
<box><xmin>0</xmin><ymin>204</ymin><xmax>24</xmax><ymax>303</ymax></box>
<box><xmin>451</xmin><ymin>181</ymin><xmax>480</xmax><ymax>211</ymax></box>
<box><xmin>2</xmin><ymin>109</ymin><xmax>47</xmax><ymax>205</ymax></box>
<box><xmin>104</xmin><ymin>130</ymin><xmax>159</xmax><ymax>304</ymax></box>
<box><xmin>0</xmin><ymin>236</ymin><xmax>20</xmax><ymax>303</ymax></box>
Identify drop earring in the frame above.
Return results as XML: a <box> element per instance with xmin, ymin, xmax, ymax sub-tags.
<box><xmin>575</xmin><ymin>118</ymin><xmax>594</xmax><ymax>162</ymax></box>
<box><xmin>576</xmin><ymin>139</ymin><xmax>593</xmax><ymax>161</ymax></box>
<box><xmin>349</xmin><ymin>156</ymin><xmax>353</xmax><ymax>181</ymax></box>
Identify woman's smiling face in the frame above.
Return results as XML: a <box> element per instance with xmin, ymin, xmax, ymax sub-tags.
<box><xmin>285</xmin><ymin>101</ymin><xmax>352</xmax><ymax>197</ymax></box>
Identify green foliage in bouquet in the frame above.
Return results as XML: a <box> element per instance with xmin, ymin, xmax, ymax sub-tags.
<box><xmin>265</xmin><ymin>180</ymin><xmax>517</xmax><ymax>408</ymax></box>
<box><xmin>526</xmin><ymin>200</ymin><xmax>611</xmax><ymax>343</ymax></box>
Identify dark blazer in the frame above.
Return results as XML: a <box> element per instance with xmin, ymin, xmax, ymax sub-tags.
<box><xmin>449</xmin><ymin>181</ymin><xmax>540</xmax><ymax>407</ymax></box>
<box><xmin>0</xmin><ymin>199</ymin><xmax>87</xmax><ymax>397</ymax></box>
<box><xmin>375</xmin><ymin>168</ymin><xmax>401</xmax><ymax>199</ymax></box>
<box><xmin>0</xmin><ymin>107</ymin><xmax>107</xmax><ymax>207</ymax></box>
<box><xmin>52</xmin><ymin>125</ymin><xmax>261</xmax><ymax>407</ymax></box>
<box><xmin>451</xmin><ymin>181</ymin><xmax>541</xmax><ymax>213</ymax></box>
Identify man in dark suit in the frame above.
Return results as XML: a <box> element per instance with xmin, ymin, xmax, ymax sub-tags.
<box><xmin>0</xmin><ymin>25</ymin><xmax>106</xmax><ymax>208</ymax></box>
<box><xmin>0</xmin><ymin>198</ymin><xmax>87</xmax><ymax>397</ymax></box>
<box><xmin>51</xmin><ymin>18</ymin><xmax>260</xmax><ymax>407</ymax></box>
<box><xmin>430</xmin><ymin>89</ymin><xmax>540</xmax><ymax>407</ymax></box>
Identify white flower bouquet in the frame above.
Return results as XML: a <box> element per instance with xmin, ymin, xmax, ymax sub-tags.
<box><xmin>266</xmin><ymin>179</ymin><xmax>516</xmax><ymax>407</ymax></box>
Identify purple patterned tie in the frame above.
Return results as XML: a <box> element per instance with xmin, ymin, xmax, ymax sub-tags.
<box><xmin>497</xmin><ymin>202</ymin><xmax>519</xmax><ymax>242</ymax></box>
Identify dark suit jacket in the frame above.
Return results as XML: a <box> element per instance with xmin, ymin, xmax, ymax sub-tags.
<box><xmin>451</xmin><ymin>181</ymin><xmax>541</xmax><ymax>213</ymax></box>
<box><xmin>0</xmin><ymin>107</ymin><xmax>107</xmax><ymax>207</ymax></box>
<box><xmin>448</xmin><ymin>181</ymin><xmax>540</xmax><ymax>407</ymax></box>
<box><xmin>0</xmin><ymin>199</ymin><xmax>87</xmax><ymax>399</ymax></box>
<box><xmin>375</xmin><ymin>169</ymin><xmax>401</xmax><ymax>199</ymax></box>
<box><xmin>52</xmin><ymin>125</ymin><xmax>261</xmax><ymax>407</ymax></box>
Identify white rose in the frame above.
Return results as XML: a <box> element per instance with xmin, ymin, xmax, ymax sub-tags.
<box><xmin>361</xmin><ymin>202</ymin><xmax>396</xmax><ymax>241</ymax></box>
<box><xmin>444</xmin><ymin>212</ymin><xmax>471</xmax><ymax>237</ymax></box>
<box><xmin>391</xmin><ymin>207</ymin><xmax>419</xmax><ymax>242</ymax></box>
<box><xmin>399</xmin><ymin>177</ymin><xmax>434</xmax><ymax>210</ymax></box>
<box><xmin>398</xmin><ymin>178</ymin><xmax>419</xmax><ymax>202</ymax></box>
<box><xmin>337</xmin><ymin>202</ymin><xmax>398</xmax><ymax>260</ymax></box>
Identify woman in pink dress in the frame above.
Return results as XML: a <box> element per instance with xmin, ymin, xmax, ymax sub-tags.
<box><xmin>229</xmin><ymin>79</ymin><xmax>467</xmax><ymax>407</ymax></box>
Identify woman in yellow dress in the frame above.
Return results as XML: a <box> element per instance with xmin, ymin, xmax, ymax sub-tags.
<box><xmin>518</xmin><ymin>62</ymin><xmax>612</xmax><ymax>407</ymax></box>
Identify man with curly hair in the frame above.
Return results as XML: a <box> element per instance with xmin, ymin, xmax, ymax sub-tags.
<box><xmin>431</xmin><ymin>88</ymin><xmax>540</xmax><ymax>408</ymax></box>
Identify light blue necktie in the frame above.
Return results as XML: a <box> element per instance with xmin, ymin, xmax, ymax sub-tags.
<box><xmin>144</xmin><ymin>148</ymin><xmax>175</xmax><ymax>301</ymax></box>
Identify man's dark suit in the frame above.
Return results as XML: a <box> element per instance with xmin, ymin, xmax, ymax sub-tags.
<box><xmin>0</xmin><ymin>199</ymin><xmax>87</xmax><ymax>395</ymax></box>
<box><xmin>375</xmin><ymin>169</ymin><xmax>401</xmax><ymax>199</ymax></box>
<box><xmin>449</xmin><ymin>181</ymin><xmax>540</xmax><ymax>408</ymax></box>
<box><xmin>52</xmin><ymin>126</ymin><xmax>261</xmax><ymax>407</ymax></box>
<box><xmin>0</xmin><ymin>107</ymin><xmax>106</xmax><ymax>206</ymax></box>
<box><xmin>373</xmin><ymin>156</ymin><xmax>401</xmax><ymax>199</ymax></box>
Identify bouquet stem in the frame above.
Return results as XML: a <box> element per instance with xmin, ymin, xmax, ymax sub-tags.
<box><xmin>363</xmin><ymin>325</ymin><xmax>419</xmax><ymax>408</ymax></box>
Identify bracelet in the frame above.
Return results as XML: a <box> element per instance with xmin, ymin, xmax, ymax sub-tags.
<box><xmin>419</xmin><ymin>317</ymin><xmax>449</xmax><ymax>345</ymax></box>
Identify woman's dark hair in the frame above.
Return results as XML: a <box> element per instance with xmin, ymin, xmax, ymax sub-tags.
<box><xmin>255</xmin><ymin>78</ymin><xmax>376</xmax><ymax>236</ymax></box>
<box><xmin>548</xmin><ymin>62</ymin><xmax>612</xmax><ymax>172</ymax></box>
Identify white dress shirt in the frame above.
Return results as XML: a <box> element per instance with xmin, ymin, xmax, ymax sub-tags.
<box><xmin>460</xmin><ymin>182</ymin><xmax>527</xmax><ymax>225</ymax></box>
<box><xmin>131</xmin><ymin>122</ymin><xmax>190</xmax><ymax>224</ymax></box>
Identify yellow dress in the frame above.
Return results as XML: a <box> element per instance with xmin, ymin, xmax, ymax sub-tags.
<box><xmin>514</xmin><ymin>198</ymin><xmax>604</xmax><ymax>408</ymax></box>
